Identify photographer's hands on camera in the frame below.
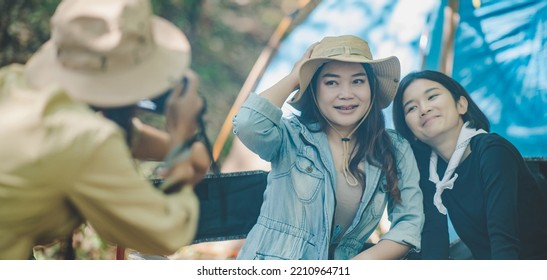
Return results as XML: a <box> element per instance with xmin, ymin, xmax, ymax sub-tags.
<box><xmin>159</xmin><ymin>70</ymin><xmax>211</xmax><ymax>193</ymax></box>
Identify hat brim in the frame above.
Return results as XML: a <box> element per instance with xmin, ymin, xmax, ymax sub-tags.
<box><xmin>25</xmin><ymin>17</ymin><xmax>190</xmax><ymax>108</ymax></box>
<box><xmin>289</xmin><ymin>55</ymin><xmax>400</xmax><ymax>110</ymax></box>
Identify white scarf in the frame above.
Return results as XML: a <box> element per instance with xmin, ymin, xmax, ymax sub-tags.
<box><xmin>429</xmin><ymin>122</ymin><xmax>487</xmax><ymax>214</ymax></box>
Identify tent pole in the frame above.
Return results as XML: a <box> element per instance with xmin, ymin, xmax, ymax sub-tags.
<box><xmin>212</xmin><ymin>0</ymin><xmax>319</xmax><ymax>161</ymax></box>
<box><xmin>440</xmin><ymin>0</ymin><xmax>460</xmax><ymax>75</ymax></box>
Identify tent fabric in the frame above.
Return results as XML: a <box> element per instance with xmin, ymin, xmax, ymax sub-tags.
<box><xmin>453</xmin><ymin>0</ymin><xmax>546</xmax><ymax>158</ymax></box>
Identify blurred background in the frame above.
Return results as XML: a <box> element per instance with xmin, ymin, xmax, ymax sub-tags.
<box><xmin>2</xmin><ymin>0</ymin><xmax>545</xmax><ymax>259</ymax></box>
<box><xmin>0</xmin><ymin>0</ymin><xmax>300</xmax><ymax>157</ymax></box>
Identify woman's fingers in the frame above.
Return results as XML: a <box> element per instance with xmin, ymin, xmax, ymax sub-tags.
<box><xmin>164</xmin><ymin>142</ymin><xmax>211</xmax><ymax>187</ymax></box>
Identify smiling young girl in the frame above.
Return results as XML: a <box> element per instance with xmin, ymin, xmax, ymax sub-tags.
<box><xmin>233</xmin><ymin>35</ymin><xmax>424</xmax><ymax>260</ymax></box>
<box><xmin>393</xmin><ymin>70</ymin><xmax>547</xmax><ymax>259</ymax></box>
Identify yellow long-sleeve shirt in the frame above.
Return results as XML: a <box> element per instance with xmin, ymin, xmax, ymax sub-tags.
<box><xmin>0</xmin><ymin>64</ymin><xmax>198</xmax><ymax>259</ymax></box>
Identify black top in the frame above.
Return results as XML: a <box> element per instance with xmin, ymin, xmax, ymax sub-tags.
<box><xmin>416</xmin><ymin>133</ymin><xmax>547</xmax><ymax>259</ymax></box>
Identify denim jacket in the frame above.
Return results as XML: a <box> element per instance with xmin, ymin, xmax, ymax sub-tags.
<box><xmin>233</xmin><ymin>94</ymin><xmax>424</xmax><ymax>260</ymax></box>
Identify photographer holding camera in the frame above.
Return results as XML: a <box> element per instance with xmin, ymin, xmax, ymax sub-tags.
<box><xmin>0</xmin><ymin>0</ymin><xmax>210</xmax><ymax>259</ymax></box>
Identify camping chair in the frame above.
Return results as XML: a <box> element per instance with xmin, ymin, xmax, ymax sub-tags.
<box><xmin>115</xmin><ymin>170</ymin><xmax>268</xmax><ymax>260</ymax></box>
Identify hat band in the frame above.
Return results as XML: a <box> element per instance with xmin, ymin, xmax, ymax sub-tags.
<box><xmin>56</xmin><ymin>39</ymin><xmax>155</xmax><ymax>73</ymax></box>
<box><xmin>317</xmin><ymin>46</ymin><xmax>372</xmax><ymax>59</ymax></box>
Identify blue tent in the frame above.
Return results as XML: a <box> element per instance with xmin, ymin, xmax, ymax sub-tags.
<box><xmin>451</xmin><ymin>0</ymin><xmax>546</xmax><ymax>158</ymax></box>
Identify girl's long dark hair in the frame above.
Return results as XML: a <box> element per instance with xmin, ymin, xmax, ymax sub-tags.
<box><xmin>298</xmin><ymin>63</ymin><xmax>401</xmax><ymax>202</ymax></box>
<box><xmin>392</xmin><ymin>70</ymin><xmax>490</xmax><ymax>156</ymax></box>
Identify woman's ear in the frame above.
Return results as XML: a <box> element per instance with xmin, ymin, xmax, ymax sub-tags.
<box><xmin>456</xmin><ymin>96</ymin><xmax>468</xmax><ymax>115</ymax></box>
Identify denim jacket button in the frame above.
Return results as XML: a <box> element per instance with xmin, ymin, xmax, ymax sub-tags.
<box><xmin>306</xmin><ymin>166</ymin><xmax>313</xmax><ymax>173</ymax></box>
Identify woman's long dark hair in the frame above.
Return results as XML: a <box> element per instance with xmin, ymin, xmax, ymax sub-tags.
<box><xmin>91</xmin><ymin>105</ymin><xmax>136</xmax><ymax>146</ymax></box>
<box><xmin>298</xmin><ymin>63</ymin><xmax>401</xmax><ymax>202</ymax></box>
<box><xmin>392</xmin><ymin>70</ymin><xmax>490</xmax><ymax>156</ymax></box>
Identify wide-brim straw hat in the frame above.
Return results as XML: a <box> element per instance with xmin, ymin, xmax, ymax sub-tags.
<box><xmin>289</xmin><ymin>35</ymin><xmax>400</xmax><ymax>109</ymax></box>
<box><xmin>25</xmin><ymin>0</ymin><xmax>190</xmax><ymax>108</ymax></box>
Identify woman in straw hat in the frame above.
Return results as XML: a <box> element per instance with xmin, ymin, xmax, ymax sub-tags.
<box><xmin>233</xmin><ymin>35</ymin><xmax>424</xmax><ymax>260</ymax></box>
<box><xmin>392</xmin><ymin>70</ymin><xmax>547</xmax><ymax>259</ymax></box>
<box><xmin>0</xmin><ymin>0</ymin><xmax>210</xmax><ymax>259</ymax></box>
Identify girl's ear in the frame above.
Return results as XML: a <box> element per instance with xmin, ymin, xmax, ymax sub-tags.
<box><xmin>456</xmin><ymin>96</ymin><xmax>469</xmax><ymax>115</ymax></box>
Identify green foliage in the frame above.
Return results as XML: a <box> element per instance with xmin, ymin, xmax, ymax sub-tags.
<box><xmin>0</xmin><ymin>0</ymin><xmax>60</xmax><ymax>65</ymax></box>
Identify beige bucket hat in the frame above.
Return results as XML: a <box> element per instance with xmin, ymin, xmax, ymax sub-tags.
<box><xmin>289</xmin><ymin>35</ymin><xmax>401</xmax><ymax>109</ymax></box>
<box><xmin>25</xmin><ymin>0</ymin><xmax>190</xmax><ymax>108</ymax></box>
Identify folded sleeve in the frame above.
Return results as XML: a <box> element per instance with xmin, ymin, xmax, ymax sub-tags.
<box><xmin>232</xmin><ymin>93</ymin><xmax>285</xmax><ymax>162</ymax></box>
<box><xmin>381</xmin><ymin>136</ymin><xmax>425</xmax><ymax>252</ymax></box>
